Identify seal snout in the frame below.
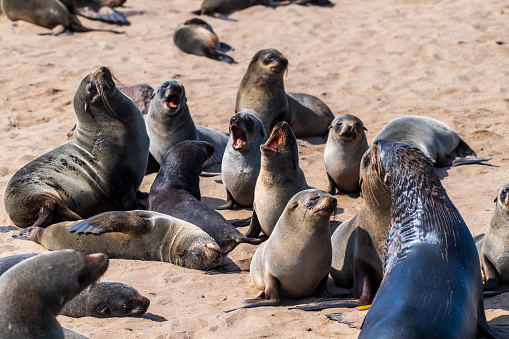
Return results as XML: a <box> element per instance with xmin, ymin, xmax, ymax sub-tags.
<box><xmin>262</xmin><ymin>122</ymin><xmax>289</xmax><ymax>152</ymax></box>
<box><xmin>129</xmin><ymin>297</ymin><xmax>150</xmax><ymax>317</ymax></box>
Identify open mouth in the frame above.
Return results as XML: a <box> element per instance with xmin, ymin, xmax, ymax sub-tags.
<box><xmin>164</xmin><ymin>93</ymin><xmax>181</xmax><ymax>111</ymax></box>
<box><xmin>264</xmin><ymin>127</ymin><xmax>284</xmax><ymax>151</ymax></box>
<box><xmin>231</xmin><ymin>125</ymin><xmax>247</xmax><ymax>150</ymax></box>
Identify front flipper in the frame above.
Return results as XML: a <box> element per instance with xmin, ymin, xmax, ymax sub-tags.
<box><xmin>75</xmin><ymin>4</ymin><xmax>129</xmax><ymax>25</ymax></box>
<box><xmin>482</xmin><ymin>254</ymin><xmax>500</xmax><ymax>291</ymax></box>
<box><xmin>216</xmin><ymin>189</ymin><xmax>237</xmax><ymax>210</ymax></box>
<box><xmin>224</xmin><ymin>274</ymin><xmax>281</xmax><ymax>312</ymax></box>
<box><xmin>70</xmin><ymin>210</ymin><xmax>154</xmax><ymax>235</ymax></box>
<box><xmin>244</xmin><ymin>210</ymin><xmax>262</xmax><ymax>238</ymax></box>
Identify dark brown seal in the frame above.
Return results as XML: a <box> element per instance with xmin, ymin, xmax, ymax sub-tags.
<box><xmin>0</xmin><ymin>249</ymin><xmax>108</xmax><ymax>338</ymax></box>
<box><xmin>195</xmin><ymin>0</ymin><xmax>273</xmax><ymax>17</ymax></box>
<box><xmin>236</xmin><ymin>48</ymin><xmax>334</xmax><ymax>137</ymax></box>
<box><xmin>4</xmin><ymin>67</ymin><xmax>150</xmax><ymax>229</ymax></box>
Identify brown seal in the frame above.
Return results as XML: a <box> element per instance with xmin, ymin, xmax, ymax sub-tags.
<box><xmin>4</xmin><ymin>67</ymin><xmax>150</xmax><ymax>229</ymax></box>
<box><xmin>0</xmin><ymin>249</ymin><xmax>108</xmax><ymax>338</ymax></box>
<box><xmin>324</xmin><ymin>114</ymin><xmax>369</xmax><ymax>193</ymax></box>
<box><xmin>18</xmin><ymin>210</ymin><xmax>223</xmax><ymax>270</ymax></box>
<box><xmin>194</xmin><ymin>0</ymin><xmax>273</xmax><ymax>17</ymax></box>
<box><xmin>236</xmin><ymin>48</ymin><xmax>334</xmax><ymax>137</ymax></box>
<box><xmin>244</xmin><ymin>121</ymin><xmax>310</xmax><ymax>238</ymax></box>
<box><xmin>173</xmin><ymin>18</ymin><xmax>235</xmax><ymax>63</ymax></box>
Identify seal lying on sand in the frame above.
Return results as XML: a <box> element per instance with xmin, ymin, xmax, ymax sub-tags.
<box><xmin>18</xmin><ymin>210</ymin><xmax>223</xmax><ymax>270</ymax></box>
<box><xmin>194</xmin><ymin>0</ymin><xmax>273</xmax><ymax>17</ymax></box>
<box><xmin>147</xmin><ymin>141</ymin><xmax>262</xmax><ymax>253</ymax></box>
<box><xmin>324</xmin><ymin>114</ymin><xmax>369</xmax><ymax>193</ymax></box>
<box><xmin>146</xmin><ymin>79</ymin><xmax>228</xmax><ymax>174</ymax></box>
<box><xmin>219</xmin><ymin>112</ymin><xmax>267</xmax><ymax>209</ymax></box>
<box><xmin>236</xmin><ymin>48</ymin><xmax>334</xmax><ymax>137</ymax></box>
<box><xmin>0</xmin><ymin>250</ymin><xmax>108</xmax><ymax>339</ymax></box>
<box><xmin>354</xmin><ymin>140</ymin><xmax>494</xmax><ymax>338</ymax></box>
<box><xmin>244</xmin><ymin>122</ymin><xmax>310</xmax><ymax>238</ymax></box>
<box><xmin>173</xmin><ymin>18</ymin><xmax>235</xmax><ymax>63</ymax></box>
<box><xmin>475</xmin><ymin>181</ymin><xmax>509</xmax><ymax>291</ymax></box>
<box><xmin>374</xmin><ymin>115</ymin><xmax>491</xmax><ymax>167</ymax></box>
<box><xmin>4</xmin><ymin>67</ymin><xmax>150</xmax><ymax>229</ymax></box>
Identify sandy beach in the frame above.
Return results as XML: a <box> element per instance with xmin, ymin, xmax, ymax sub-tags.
<box><xmin>1</xmin><ymin>0</ymin><xmax>509</xmax><ymax>337</ymax></box>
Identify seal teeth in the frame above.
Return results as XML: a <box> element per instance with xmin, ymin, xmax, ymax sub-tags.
<box><xmin>165</xmin><ymin>93</ymin><xmax>181</xmax><ymax>109</ymax></box>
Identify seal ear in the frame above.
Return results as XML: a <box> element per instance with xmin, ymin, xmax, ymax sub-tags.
<box><xmin>101</xmin><ymin>306</ymin><xmax>111</xmax><ymax>315</ymax></box>
<box><xmin>383</xmin><ymin>173</ymin><xmax>390</xmax><ymax>185</ymax></box>
<box><xmin>363</xmin><ymin>126</ymin><xmax>368</xmax><ymax>131</ymax></box>
<box><xmin>328</xmin><ymin>125</ymin><xmax>333</xmax><ymax>130</ymax></box>
<box><xmin>494</xmin><ymin>196</ymin><xmax>498</xmax><ymax>203</ymax></box>
<box><xmin>150</xmin><ymin>92</ymin><xmax>155</xmax><ymax>100</ymax></box>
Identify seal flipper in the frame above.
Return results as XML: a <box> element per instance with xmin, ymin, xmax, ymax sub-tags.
<box><xmin>326</xmin><ymin>173</ymin><xmax>337</xmax><ymax>194</ymax></box>
<box><xmin>244</xmin><ymin>210</ymin><xmax>262</xmax><ymax>238</ymax></box>
<box><xmin>482</xmin><ymin>254</ymin><xmax>500</xmax><ymax>291</ymax></box>
<box><xmin>74</xmin><ymin>4</ymin><xmax>129</xmax><ymax>25</ymax></box>
<box><xmin>204</xmin><ymin>47</ymin><xmax>236</xmax><ymax>64</ymax></box>
<box><xmin>70</xmin><ymin>211</ymin><xmax>154</xmax><ymax>235</ymax></box>
<box><xmin>219</xmin><ymin>42</ymin><xmax>232</xmax><ymax>53</ymax></box>
<box><xmin>449</xmin><ymin>138</ymin><xmax>492</xmax><ymax>166</ymax></box>
<box><xmin>216</xmin><ymin>189</ymin><xmax>237</xmax><ymax>210</ymax></box>
<box><xmin>32</xmin><ymin>199</ymin><xmax>82</xmax><ymax>228</ymax></box>
<box><xmin>225</xmin><ymin>274</ymin><xmax>281</xmax><ymax>312</ymax></box>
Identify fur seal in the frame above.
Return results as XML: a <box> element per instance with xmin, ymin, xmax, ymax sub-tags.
<box><xmin>374</xmin><ymin>115</ymin><xmax>491</xmax><ymax>167</ymax></box>
<box><xmin>18</xmin><ymin>210</ymin><xmax>223</xmax><ymax>270</ymax></box>
<box><xmin>0</xmin><ymin>253</ymin><xmax>37</xmax><ymax>275</ymax></box>
<box><xmin>235</xmin><ymin>48</ymin><xmax>334</xmax><ymax>137</ymax></box>
<box><xmin>475</xmin><ymin>181</ymin><xmax>509</xmax><ymax>291</ymax></box>
<box><xmin>352</xmin><ymin>140</ymin><xmax>493</xmax><ymax>338</ymax></box>
<box><xmin>0</xmin><ymin>249</ymin><xmax>108</xmax><ymax>339</ymax></box>
<box><xmin>147</xmin><ymin>140</ymin><xmax>262</xmax><ymax>253</ymax></box>
<box><xmin>1</xmin><ymin>0</ymin><xmax>127</xmax><ymax>35</ymax></box>
<box><xmin>4</xmin><ymin>67</ymin><xmax>150</xmax><ymax>229</ymax></box>
<box><xmin>194</xmin><ymin>0</ymin><xmax>273</xmax><ymax>17</ymax></box>
<box><xmin>324</xmin><ymin>114</ymin><xmax>369</xmax><ymax>193</ymax></box>
<box><xmin>230</xmin><ymin>189</ymin><xmax>336</xmax><ymax>310</ymax></box>
<box><xmin>219</xmin><ymin>112</ymin><xmax>267</xmax><ymax>209</ymax></box>
<box><xmin>146</xmin><ymin>79</ymin><xmax>228</xmax><ymax>174</ymax></box>
<box><xmin>173</xmin><ymin>18</ymin><xmax>235</xmax><ymax>63</ymax></box>
<box><xmin>244</xmin><ymin>121</ymin><xmax>310</xmax><ymax>237</ymax></box>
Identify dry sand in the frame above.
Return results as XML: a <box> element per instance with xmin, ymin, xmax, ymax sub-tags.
<box><xmin>1</xmin><ymin>0</ymin><xmax>509</xmax><ymax>337</ymax></box>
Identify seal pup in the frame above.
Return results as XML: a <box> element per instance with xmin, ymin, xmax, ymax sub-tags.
<box><xmin>18</xmin><ymin>210</ymin><xmax>223</xmax><ymax>270</ymax></box>
<box><xmin>353</xmin><ymin>140</ymin><xmax>493</xmax><ymax>339</ymax></box>
<box><xmin>244</xmin><ymin>121</ymin><xmax>310</xmax><ymax>238</ymax></box>
<box><xmin>228</xmin><ymin>189</ymin><xmax>337</xmax><ymax>310</ymax></box>
<box><xmin>324</xmin><ymin>114</ymin><xmax>369</xmax><ymax>193</ymax></box>
<box><xmin>374</xmin><ymin>115</ymin><xmax>491</xmax><ymax>167</ymax></box>
<box><xmin>145</xmin><ymin>79</ymin><xmax>228</xmax><ymax>174</ymax></box>
<box><xmin>147</xmin><ymin>141</ymin><xmax>262</xmax><ymax>253</ymax></box>
<box><xmin>235</xmin><ymin>48</ymin><xmax>334</xmax><ymax>137</ymax></box>
<box><xmin>0</xmin><ymin>249</ymin><xmax>108</xmax><ymax>339</ymax></box>
<box><xmin>173</xmin><ymin>18</ymin><xmax>235</xmax><ymax>63</ymax></box>
<box><xmin>4</xmin><ymin>67</ymin><xmax>150</xmax><ymax>229</ymax></box>
<box><xmin>475</xmin><ymin>181</ymin><xmax>509</xmax><ymax>291</ymax></box>
<box><xmin>219</xmin><ymin>112</ymin><xmax>268</xmax><ymax>209</ymax></box>
<box><xmin>194</xmin><ymin>0</ymin><xmax>273</xmax><ymax>17</ymax></box>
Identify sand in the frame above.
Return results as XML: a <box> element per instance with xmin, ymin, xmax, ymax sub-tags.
<box><xmin>1</xmin><ymin>0</ymin><xmax>509</xmax><ymax>337</ymax></box>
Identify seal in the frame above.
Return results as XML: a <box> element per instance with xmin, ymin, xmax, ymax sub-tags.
<box><xmin>147</xmin><ymin>140</ymin><xmax>262</xmax><ymax>253</ymax></box>
<box><xmin>4</xmin><ymin>66</ymin><xmax>150</xmax><ymax>229</ymax></box>
<box><xmin>324</xmin><ymin>114</ymin><xmax>369</xmax><ymax>193</ymax></box>
<box><xmin>173</xmin><ymin>18</ymin><xmax>235</xmax><ymax>63</ymax></box>
<box><xmin>235</xmin><ymin>48</ymin><xmax>334</xmax><ymax>137</ymax></box>
<box><xmin>18</xmin><ymin>210</ymin><xmax>223</xmax><ymax>270</ymax></box>
<box><xmin>219</xmin><ymin>112</ymin><xmax>267</xmax><ymax>209</ymax></box>
<box><xmin>228</xmin><ymin>189</ymin><xmax>337</xmax><ymax>310</ymax></box>
<box><xmin>145</xmin><ymin>79</ymin><xmax>229</xmax><ymax>174</ymax></box>
<box><xmin>244</xmin><ymin>121</ymin><xmax>310</xmax><ymax>238</ymax></box>
<box><xmin>1</xmin><ymin>0</ymin><xmax>127</xmax><ymax>35</ymax></box>
<box><xmin>0</xmin><ymin>253</ymin><xmax>37</xmax><ymax>276</ymax></box>
<box><xmin>351</xmin><ymin>140</ymin><xmax>493</xmax><ymax>338</ymax></box>
<box><xmin>0</xmin><ymin>249</ymin><xmax>108</xmax><ymax>339</ymax></box>
<box><xmin>194</xmin><ymin>0</ymin><xmax>273</xmax><ymax>17</ymax></box>
<box><xmin>374</xmin><ymin>115</ymin><xmax>491</xmax><ymax>167</ymax></box>
<box><xmin>475</xmin><ymin>181</ymin><xmax>509</xmax><ymax>291</ymax></box>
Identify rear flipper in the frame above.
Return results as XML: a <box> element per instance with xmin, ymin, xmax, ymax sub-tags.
<box><xmin>205</xmin><ymin>47</ymin><xmax>236</xmax><ymax>64</ymax></box>
<box><xmin>75</xmin><ymin>4</ymin><xmax>130</xmax><ymax>25</ymax></box>
<box><xmin>450</xmin><ymin>139</ymin><xmax>491</xmax><ymax>166</ymax></box>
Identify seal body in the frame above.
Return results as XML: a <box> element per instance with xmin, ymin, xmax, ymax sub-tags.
<box><xmin>19</xmin><ymin>210</ymin><xmax>223</xmax><ymax>270</ymax></box>
<box><xmin>324</xmin><ymin>114</ymin><xmax>369</xmax><ymax>193</ymax></box>
<box><xmin>374</xmin><ymin>115</ymin><xmax>490</xmax><ymax>167</ymax></box>
<box><xmin>244</xmin><ymin>189</ymin><xmax>336</xmax><ymax>307</ymax></box>
<box><xmin>244</xmin><ymin>121</ymin><xmax>310</xmax><ymax>237</ymax></box>
<box><xmin>236</xmin><ymin>48</ymin><xmax>334</xmax><ymax>137</ymax></box>
<box><xmin>173</xmin><ymin>18</ymin><xmax>235</xmax><ymax>63</ymax></box>
<box><xmin>197</xmin><ymin>0</ymin><xmax>273</xmax><ymax>16</ymax></box>
<box><xmin>148</xmin><ymin>141</ymin><xmax>260</xmax><ymax>253</ymax></box>
<box><xmin>0</xmin><ymin>253</ymin><xmax>37</xmax><ymax>275</ymax></box>
<box><xmin>4</xmin><ymin>67</ymin><xmax>149</xmax><ymax>229</ymax></box>
<box><xmin>0</xmin><ymin>250</ymin><xmax>108</xmax><ymax>339</ymax></box>
<box><xmin>358</xmin><ymin>140</ymin><xmax>492</xmax><ymax>339</ymax></box>
<box><xmin>475</xmin><ymin>181</ymin><xmax>509</xmax><ymax>290</ymax></box>
<box><xmin>220</xmin><ymin>112</ymin><xmax>267</xmax><ymax>208</ymax></box>
<box><xmin>146</xmin><ymin>79</ymin><xmax>228</xmax><ymax>173</ymax></box>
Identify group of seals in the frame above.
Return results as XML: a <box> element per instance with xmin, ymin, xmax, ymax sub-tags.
<box><xmin>19</xmin><ymin>210</ymin><xmax>223</xmax><ymax>270</ymax></box>
<box><xmin>147</xmin><ymin>140</ymin><xmax>261</xmax><ymax>253</ymax></box>
<box><xmin>145</xmin><ymin>79</ymin><xmax>228</xmax><ymax>174</ymax></box>
<box><xmin>173</xmin><ymin>18</ymin><xmax>235</xmax><ymax>63</ymax></box>
<box><xmin>4</xmin><ymin>66</ymin><xmax>149</xmax><ymax>229</ymax></box>
<box><xmin>236</xmin><ymin>48</ymin><xmax>334</xmax><ymax>137</ymax></box>
<box><xmin>0</xmin><ymin>250</ymin><xmax>108</xmax><ymax>338</ymax></box>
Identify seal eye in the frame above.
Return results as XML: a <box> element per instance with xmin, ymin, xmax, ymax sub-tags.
<box><xmin>290</xmin><ymin>202</ymin><xmax>299</xmax><ymax>211</ymax></box>
<box><xmin>263</xmin><ymin>54</ymin><xmax>275</xmax><ymax>64</ymax></box>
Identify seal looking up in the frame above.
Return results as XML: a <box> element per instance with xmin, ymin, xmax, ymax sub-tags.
<box><xmin>324</xmin><ymin>114</ymin><xmax>369</xmax><ymax>193</ymax></box>
<box><xmin>219</xmin><ymin>112</ymin><xmax>267</xmax><ymax>209</ymax></box>
<box><xmin>236</xmin><ymin>48</ymin><xmax>334</xmax><ymax>137</ymax></box>
<box><xmin>4</xmin><ymin>66</ymin><xmax>150</xmax><ymax>229</ymax></box>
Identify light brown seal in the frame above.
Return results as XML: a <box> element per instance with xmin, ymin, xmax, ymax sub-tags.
<box><xmin>18</xmin><ymin>210</ymin><xmax>223</xmax><ymax>270</ymax></box>
<box><xmin>236</xmin><ymin>48</ymin><xmax>334</xmax><ymax>137</ymax></box>
<box><xmin>0</xmin><ymin>249</ymin><xmax>108</xmax><ymax>339</ymax></box>
<box><xmin>324</xmin><ymin>114</ymin><xmax>369</xmax><ymax>193</ymax></box>
<box><xmin>4</xmin><ymin>67</ymin><xmax>150</xmax><ymax>229</ymax></box>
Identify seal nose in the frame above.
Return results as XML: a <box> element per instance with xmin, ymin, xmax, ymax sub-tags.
<box><xmin>230</xmin><ymin>116</ymin><xmax>238</xmax><ymax>124</ymax></box>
